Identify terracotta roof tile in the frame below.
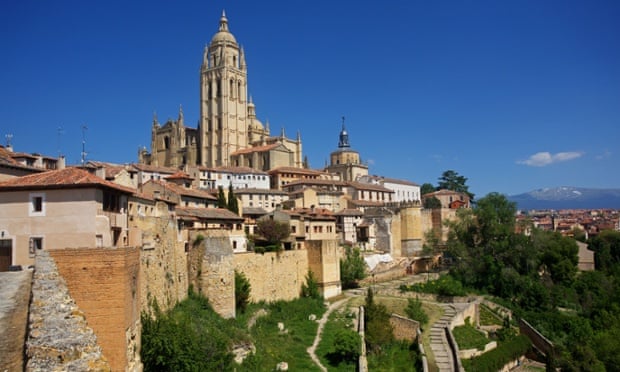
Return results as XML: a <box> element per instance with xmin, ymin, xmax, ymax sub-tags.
<box><xmin>176</xmin><ymin>207</ymin><xmax>243</xmax><ymax>221</ymax></box>
<box><xmin>0</xmin><ymin>167</ymin><xmax>136</xmax><ymax>194</ymax></box>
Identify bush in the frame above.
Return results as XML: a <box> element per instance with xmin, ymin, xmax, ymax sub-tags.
<box><xmin>328</xmin><ymin>329</ymin><xmax>361</xmax><ymax>364</ymax></box>
<box><xmin>340</xmin><ymin>246</ymin><xmax>367</xmax><ymax>289</ymax></box>
<box><xmin>461</xmin><ymin>334</ymin><xmax>531</xmax><ymax>372</ymax></box>
<box><xmin>300</xmin><ymin>270</ymin><xmax>322</xmax><ymax>299</ymax></box>
<box><xmin>235</xmin><ymin>270</ymin><xmax>251</xmax><ymax>314</ymax></box>
<box><xmin>400</xmin><ymin>275</ymin><xmax>468</xmax><ymax>297</ymax></box>
<box><xmin>405</xmin><ymin>297</ymin><xmax>429</xmax><ymax>328</ymax></box>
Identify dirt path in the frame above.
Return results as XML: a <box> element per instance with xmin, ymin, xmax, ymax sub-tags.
<box><xmin>307</xmin><ymin>297</ymin><xmax>351</xmax><ymax>372</ymax></box>
<box><xmin>0</xmin><ymin>270</ymin><xmax>32</xmax><ymax>372</ymax></box>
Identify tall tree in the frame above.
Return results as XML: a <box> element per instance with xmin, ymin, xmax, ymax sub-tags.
<box><xmin>227</xmin><ymin>183</ymin><xmax>239</xmax><ymax>214</ymax></box>
<box><xmin>255</xmin><ymin>219</ymin><xmax>290</xmax><ymax>247</ymax></box>
<box><xmin>420</xmin><ymin>183</ymin><xmax>436</xmax><ymax>196</ymax></box>
<box><xmin>217</xmin><ymin>186</ymin><xmax>227</xmax><ymax>208</ymax></box>
<box><xmin>437</xmin><ymin>170</ymin><xmax>475</xmax><ymax>201</ymax></box>
<box><xmin>340</xmin><ymin>246</ymin><xmax>367</xmax><ymax>289</ymax></box>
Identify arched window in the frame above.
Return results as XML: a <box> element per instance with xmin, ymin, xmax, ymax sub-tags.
<box><xmin>164</xmin><ymin>136</ymin><xmax>170</xmax><ymax>149</ymax></box>
<box><xmin>230</xmin><ymin>79</ymin><xmax>234</xmax><ymax>99</ymax></box>
<box><xmin>238</xmin><ymin>81</ymin><xmax>242</xmax><ymax>101</ymax></box>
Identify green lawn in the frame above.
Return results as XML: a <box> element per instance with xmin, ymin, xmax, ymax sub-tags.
<box><xmin>479</xmin><ymin>305</ymin><xmax>504</xmax><ymax>326</ymax></box>
<box><xmin>452</xmin><ymin>323</ymin><xmax>489</xmax><ymax>350</ymax></box>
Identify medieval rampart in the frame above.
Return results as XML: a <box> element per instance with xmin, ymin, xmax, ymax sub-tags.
<box><xmin>50</xmin><ymin>247</ymin><xmax>141</xmax><ymax>372</ymax></box>
<box><xmin>234</xmin><ymin>250</ymin><xmax>308</xmax><ymax>302</ymax></box>
<box><xmin>26</xmin><ymin>251</ymin><xmax>111</xmax><ymax>371</ymax></box>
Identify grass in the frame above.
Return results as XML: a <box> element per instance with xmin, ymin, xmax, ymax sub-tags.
<box><xmin>316</xmin><ymin>302</ymin><xmax>358</xmax><ymax>371</ymax></box>
<box><xmin>452</xmin><ymin>323</ymin><xmax>489</xmax><ymax>351</ymax></box>
<box><xmin>237</xmin><ymin>297</ymin><xmax>326</xmax><ymax>371</ymax></box>
<box><xmin>479</xmin><ymin>304</ymin><xmax>504</xmax><ymax>326</ymax></box>
<box><xmin>367</xmin><ymin>340</ymin><xmax>420</xmax><ymax>372</ymax></box>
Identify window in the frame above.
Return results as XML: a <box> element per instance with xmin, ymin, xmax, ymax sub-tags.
<box><xmin>29</xmin><ymin>193</ymin><xmax>45</xmax><ymax>216</ymax></box>
<box><xmin>96</xmin><ymin>235</ymin><xmax>103</xmax><ymax>248</ymax></box>
<box><xmin>29</xmin><ymin>237</ymin><xmax>43</xmax><ymax>256</ymax></box>
<box><xmin>291</xmin><ymin>226</ymin><xmax>296</xmax><ymax>233</ymax></box>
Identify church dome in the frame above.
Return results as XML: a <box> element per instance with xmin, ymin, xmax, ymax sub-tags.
<box><xmin>211</xmin><ymin>11</ymin><xmax>237</xmax><ymax>44</ymax></box>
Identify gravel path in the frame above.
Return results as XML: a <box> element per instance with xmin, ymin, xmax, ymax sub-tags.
<box><xmin>307</xmin><ymin>297</ymin><xmax>351</xmax><ymax>372</ymax></box>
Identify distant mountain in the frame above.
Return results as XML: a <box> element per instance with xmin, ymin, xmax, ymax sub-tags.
<box><xmin>508</xmin><ymin>187</ymin><xmax>620</xmax><ymax>210</ymax></box>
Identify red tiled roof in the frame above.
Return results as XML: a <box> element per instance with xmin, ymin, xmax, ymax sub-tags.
<box><xmin>176</xmin><ymin>207</ymin><xmax>243</xmax><ymax>221</ymax></box>
<box><xmin>144</xmin><ymin>180</ymin><xmax>217</xmax><ymax>200</ymax></box>
<box><xmin>0</xmin><ymin>167</ymin><xmax>136</xmax><ymax>194</ymax></box>
<box><xmin>334</xmin><ymin>208</ymin><xmax>364</xmax><ymax>216</ymax></box>
<box><xmin>131</xmin><ymin>163</ymin><xmax>179</xmax><ymax>174</ymax></box>
<box><xmin>166</xmin><ymin>171</ymin><xmax>193</xmax><ymax>180</ymax></box>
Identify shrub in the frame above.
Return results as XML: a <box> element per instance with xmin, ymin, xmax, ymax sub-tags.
<box><xmin>235</xmin><ymin>270</ymin><xmax>251</xmax><ymax>314</ymax></box>
<box><xmin>405</xmin><ymin>297</ymin><xmax>429</xmax><ymax>328</ymax></box>
<box><xmin>461</xmin><ymin>334</ymin><xmax>531</xmax><ymax>372</ymax></box>
<box><xmin>328</xmin><ymin>329</ymin><xmax>361</xmax><ymax>364</ymax></box>
<box><xmin>340</xmin><ymin>246</ymin><xmax>367</xmax><ymax>289</ymax></box>
<box><xmin>300</xmin><ymin>270</ymin><xmax>322</xmax><ymax>299</ymax></box>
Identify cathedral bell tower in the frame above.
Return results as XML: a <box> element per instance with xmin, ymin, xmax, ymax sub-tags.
<box><xmin>200</xmin><ymin>11</ymin><xmax>248</xmax><ymax>167</ymax></box>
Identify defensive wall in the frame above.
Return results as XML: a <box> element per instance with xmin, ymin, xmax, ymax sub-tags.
<box><xmin>234</xmin><ymin>249</ymin><xmax>308</xmax><ymax>302</ymax></box>
<box><xmin>131</xmin><ymin>202</ymin><xmax>189</xmax><ymax>314</ymax></box>
<box><xmin>49</xmin><ymin>247</ymin><xmax>141</xmax><ymax>372</ymax></box>
<box><xmin>26</xmin><ymin>251</ymin><xmax>111</xmax><ymax>371</ymax></box>
<box><xmin>306</xmin><ymin>239</ymin><xmax>342</xmax><ymax>298</ymax></box>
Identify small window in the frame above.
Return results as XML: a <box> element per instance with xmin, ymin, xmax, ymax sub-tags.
<box><xmin>29</xmin><ymin>193</ymin><xmax>45</xmax><ymax>216</ymax></box>
<box><xmin>29</xmin><ymin>237</ymin><xmax>43</xmax><ymax>255</ymax></box>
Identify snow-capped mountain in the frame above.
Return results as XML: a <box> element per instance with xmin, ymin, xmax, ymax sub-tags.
<box><xmin>508</xmin><ymin>187</ymin><xmax>620</xmax><ymax>210</ymax></box>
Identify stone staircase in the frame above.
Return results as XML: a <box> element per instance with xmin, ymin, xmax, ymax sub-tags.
<box><xmin>429</xmin><ymin>304</ymin><xmax>457</xmax><ymax>371</ymax></box>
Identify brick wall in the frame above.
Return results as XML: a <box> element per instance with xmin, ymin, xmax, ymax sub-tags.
<box><xmin>50</xmin><ymin>247</ymin><xmax>141</xmax><ymax>372</ymax></box>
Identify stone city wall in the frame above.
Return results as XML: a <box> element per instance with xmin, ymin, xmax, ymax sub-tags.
<box><xmin>306</xmin><ymin>240</ymin><xmax>342</xmax><ymax>298</ymax></box>
<box><xmin>50</xmin><ymin>247</ymin><xmax>141</xmax><ymax>372</ymax></box>
<box><xmin>26</xmin><ymin>251</ymin><xmax>111</xmax><ymax>371</ymax></box>
<box><xmin>189</xmin><ymin>233</ymin><xmax>235</xmax><ymax>318</ymax></box>
<box><xmin>234</xmin><ymin>250</ymin><xmax>308</xmax><ymax>303</ymax></box>
<box><xmin>131</xmin><ymin>203</ymin><xmax>189</xmax><ymax>314</ymax></box>
<box><xmin>390</xmin><ymin>313</ymin><xmax>420</xmax><ymax>342</ymax></box>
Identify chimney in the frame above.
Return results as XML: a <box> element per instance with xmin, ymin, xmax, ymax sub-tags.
<box><xmin>57</xmin><ymin>156</ymin><xmax>66</xmax><ymax>170</ymax></box>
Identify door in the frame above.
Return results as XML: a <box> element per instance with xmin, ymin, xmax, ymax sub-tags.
<box><xmin>0</xmin><ymin>239</ymin><xmax>12</xmax><ymax>271</ymax></box>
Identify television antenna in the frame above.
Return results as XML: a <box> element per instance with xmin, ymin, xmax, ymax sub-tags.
<box><xmin>81</xmin><ymin>125</ymin><xmax>88</xmax><ymax>165</ymax></box>
<box><xmin>57</xmin><ymin>127</ymin><xmax>64</xmax><ymax>157</ymax></box>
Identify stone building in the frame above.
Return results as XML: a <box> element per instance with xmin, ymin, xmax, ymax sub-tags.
<box><xmin>325</xmin><ymin>119</ymin><xmax>368</xmax><ymax>182</ymax></box>
<box><xmin>139</xmin><ymin>12</ymin><xmax>303</xmax><ymax>171</ymax></box>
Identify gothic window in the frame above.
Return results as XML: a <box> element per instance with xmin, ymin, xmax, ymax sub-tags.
<box><xmin>208</xmin><ymin>83</ymin><xmax>212</xmax><ymax>99</ymax></box>
<box><xmin>164</xmin><ymin>136</ymin><xmax>170</xmax><ymax>149</ymax></box>
<box><xmin>230</xmin><ymin>79</ymin><xmax>234</xmax><ymax>99</ymax></box>
<box><xmin>217</xmin><ymin>80</ymin><xmax>221</xmax><ymax>97</ymax></box>
<box><xmin>238</xmin><ymin>81</ymin><xmax>242</xmax><ymax>101</ymax></box>
<box><xmin>208</xmin><ymin>119</ymin><xmax>212</xmax><ymax>131</ymax></box>
<box><xmin>233</xmin><ymin>55</ymin><xmax>237</xmax><ymax>67</ymax></box>
<box><xmin>218</xmin><ymin>118</ymin><xmax>222</xmax><ymax>130</ymax></box>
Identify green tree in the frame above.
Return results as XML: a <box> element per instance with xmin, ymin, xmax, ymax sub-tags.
<box><xmin>340</xmin><ymin>245</ymin><xmax>367</xmax><ymax>289</ymax></box>
<box><xmin>235</xmin><ymin>270</ymin><xmax>251</xmax><ymax>314</ymax></box>
<box><xmin>423</xmin><ymin>196</ymin><xmax>442</xmax><ymax>209</ymax></box>
<box><xmin>420</xmin><ymin>182</ymin><xmax>436</xmax><ymax>196</ymax></box>
<box><xmin>255</xmin><ymin>219</ymin><xmax>290</xmax><ymax>249</ymax></box>
<box><xmin>405</xmin><ymin>297</ymin><xmax>429</xmax><ymax>329</ymax></box>
<box><xmin>364</xmin><ymin>287</ymin><xmax>394</xmax><ymax>353</ymax></box>
<box><xmin>227</xmin><ymin>183</ymin><xmax>239</xmax><ymax>214</ymax></box>
<box><xmin>217</xmin><ymin>186</ymin><xmax>227</xmax><ymax>208</ymax></box>
<box><xmin>437</xmin><ymin>170</ymin><xmax>475</xmax><ymax>201</ymax></box>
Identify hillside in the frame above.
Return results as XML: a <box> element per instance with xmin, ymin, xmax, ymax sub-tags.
<box><xmin>508</xmin><ymin>187</ymin><xmax>620</xmax><ymax>210</ymax></box>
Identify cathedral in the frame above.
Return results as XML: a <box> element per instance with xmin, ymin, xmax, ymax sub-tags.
<box><xmin>139</xmin><ymin>11</ymin><xmax>303</xmax><ymax>171</ymax></box>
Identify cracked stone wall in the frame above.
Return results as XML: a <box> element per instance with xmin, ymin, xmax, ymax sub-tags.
<box><xmin>26</xmin><ymin>251</ymin><xmax>111</xmax><ymax>371</ymax></box>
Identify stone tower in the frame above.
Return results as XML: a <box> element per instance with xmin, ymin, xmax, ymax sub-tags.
<box><xmin>199</xmin><ymin>11</ymin><xmax>248</xmax><ymax>167</ymax></box>
<box><xmin>326</xmin><ymin>117</ymin><xmax>368</xmax><ymax>181</ymax></box>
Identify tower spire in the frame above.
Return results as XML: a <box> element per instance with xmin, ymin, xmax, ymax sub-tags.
<box><xmin>338</xmin><ymin>116</ymin><xmax>350</xmax><ymax>148</ymax></box>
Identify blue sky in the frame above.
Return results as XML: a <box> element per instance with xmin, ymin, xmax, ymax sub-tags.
<box><xmin>1</xmin><ymin>1</ymin><xmax>619</xmax><ymax>197</ymax></box>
